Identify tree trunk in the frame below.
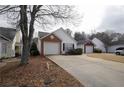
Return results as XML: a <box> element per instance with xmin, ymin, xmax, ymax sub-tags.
<box><xmin>20</xmin><ymin>5</ymin><xmax>29</xmax><ymax>64</ymax></box>
<box><xmin>19</xmin><ymin>5</ymin><xmax>41</xmax><ymax>64</ymax></box>
<box><xmin>21</xmin><ymin>42</ymin><xmax>30</xmax><ymax>64</ymax></box>
<box><xmin>105</xmin><ymin>46</ymin><xmax>108</xmax><ymax>53</ymax></box>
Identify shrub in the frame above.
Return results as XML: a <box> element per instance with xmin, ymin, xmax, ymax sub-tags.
<box><xmin>66</xmin><ymin>48</ymin><xmax>83</xmax><ymax>55</ymax></box>
<box><xmin>30</xmin><ymin>42</ymin><xmax>40</xmax><ymax>56</ymax></box>
<box><xmin>15</xmin><ymin>53</ymin><xmax>21</xmax><ymax>57</ymax></box>
<box><xmin>93</xmin><ymin>48</ymin><xmax>102</xmax><ymax>53</ymax></box>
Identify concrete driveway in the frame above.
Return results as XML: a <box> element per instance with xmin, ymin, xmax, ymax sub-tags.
<box><xmin>48</xmin><ymin>55</ymin><xmax>124</xmax><ymax>87</ymax></box>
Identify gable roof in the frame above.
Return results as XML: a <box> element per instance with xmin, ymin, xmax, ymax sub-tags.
<box><xmin>53</xmin><ymin>27</ymin><xmax>77</xmax><ymax>43</ymax></box>
<box><xmin>38</xmin><ymin>32</ymin><xmax>49</xmax><ymax>38</ymax></box>
<box><xmin>38</xmin><ymin>27</ymin><xmax>77</xmax><ymax>43</ymax></box>
<box><xmin>0</xmin><ymin>36</ymin><xmax>10</xmax><ymax>42</ymax></box>
<box><xmin>77</xmin><ymin>39</ymin><xmax>94</xmax><ymax>45</ymax></box>
<box><xmin>0</xmin><ymin>27</ymin><xmax>16</xmax><ymax>41</ymax></box>
<box><xmin>84</xmin><ymin>39</ymin><xmax>94</xmax><ymax>45</ymax></box>
<box><xmin>92</xmin><ymin>37</ymin><xmax>105</xmax><ymax>45</ymax></box>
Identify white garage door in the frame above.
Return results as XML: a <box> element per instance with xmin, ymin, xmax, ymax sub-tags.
<box><xmin>44</xmin><ymin>42</ymin><xmax>60</xmax><ymax>55</ymax></box>
<box><xmin>86</xmin><ymin>46</ymin><xmax>93</xmax><ymax>53</ymax></box>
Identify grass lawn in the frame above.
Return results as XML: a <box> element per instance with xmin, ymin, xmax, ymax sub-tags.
<box><xmin>87</xmin><ymin>53</ymin><xmax>124</xmax><ymax>63</ymax></box>
<box><xmin>0</xmin><ymin>56</ymin><xmax>83</xmax><ymax>87</ymax></box>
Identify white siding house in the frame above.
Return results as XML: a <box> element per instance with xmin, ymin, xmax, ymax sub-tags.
<box><xmin>92</xmin><ymin>37</ymin><xmax>124</xmax><ymax>53</ymax></box>
<box><xmin>77</xmin><ymin>40</ymin><xmax>94</xmax><ymax>53</ymax></box>
<box><xmin>0</xmin><ymin>36</ymin><xmax>14</xmax><ymax>58</ymax></box>
<box><xmin>53</xmin><ymin>27</ymin><xmax>77</xmax><ymax>54</ymax></box>
<box><xmin>92</xmin><ymin>38</ymin><xmax>106</xmax><ymax>52</ymax></box>
<box><xmin>0</xmin><ymin>27</ymin><xmax>22</xmax><ymax>59</ymax></box>
<box><xmin>37</xmin><ymin>27</ymin><xmax>77</xmax><ymax>55</ymax></box>
<box><xmin>108</xmin><ymin>44</ymin><xmax>124</xmax><ymax>53</ymax></box>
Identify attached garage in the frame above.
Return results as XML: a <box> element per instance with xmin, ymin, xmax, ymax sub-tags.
<box><xmin>85</xmin><ymin>46</ymin><xmax>94</xmax><ymax>53</ymax></box>
<box><xmin>84</xmin><ymin>40</ymin><xmax>94</xmax><ymax>53</ymax></box>
<box><xmin>40</xmin><ymin>34</ymin><xmax>61</xmax><ymax>56</ymax></box>
<box><xmin>44</xmin><ymin>42</ymin><xmax>60</xmax><ymax>55</ymax></box>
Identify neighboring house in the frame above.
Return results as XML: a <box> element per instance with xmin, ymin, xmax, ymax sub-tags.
<box><xmin>14</xmin><ymin>30</ymin><xmax>22</xmax><ymax>56</ymax></box>
<box><xmin>92</xmin><ymin>37</ymin><xmax>124</xmax><ymax>53</ymax></box>
<box><xmin>92</xmin><ymin>38</ymin><xmax>106</xmax><ymax>52</ymax></box>
<box><xmin>108</xmin><ymin>44</ymin><xmax>124</xmax><ymax>53</ymax></box>
<box><xmin>37</xmin><ymin>27</ymin><xmax>77</xmax><ymax>56</ymax></box>
<box><xmin>0</xmin><ymin>27</ymin><xmax>22</xmax><ymax>59</ymax></box>
<box><xmin>77</xmin><ymin>40</ymin><xmax>94</xmax><ymax>53</ymax></box>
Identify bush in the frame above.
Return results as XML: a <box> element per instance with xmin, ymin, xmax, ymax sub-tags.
<box><xmin>15</xmin><ymin>53</ymin><xmax>21</xmax><ymax>57</ymax></box>
<box><xmin>30</xmin><ymin>42</ymin><xmax>40</xmax><ymax>56</ymax></box>
<box><xmin>93</xmin><ymin>48</ymin><xmax>102</xmax><ymax>53</ymax></box>
<box><xmin>66</xmin><ymin>48</ymin><xmax>83</xmax><ymax>55</ymax></box>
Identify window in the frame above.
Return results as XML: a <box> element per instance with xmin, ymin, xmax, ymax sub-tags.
<box><xmin>64</xmin><ymin>43</ymin><xmax>74</xmax><ymax>52</ymax></box>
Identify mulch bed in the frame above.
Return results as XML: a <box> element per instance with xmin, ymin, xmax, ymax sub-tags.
<box><xmin>0</xmin><ymin>56</ymin><xmax>83</xmax><ymax>87</ymax></box>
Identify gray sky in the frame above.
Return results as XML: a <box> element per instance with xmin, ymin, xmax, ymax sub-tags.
<box><xmin>98</xmin><ymin>6</ymin><xmax>124</xmax><ymax>33</ymax></box>
<box><xmin>0</xmin><ymin>5</ymin><xmax>124</xmax><ymax>35</ymax></box>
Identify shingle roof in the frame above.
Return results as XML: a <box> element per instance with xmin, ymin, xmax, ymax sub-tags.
<box><xmin>0</xmin><ymin>36</ymin><xmax>9</xmax><ymax>42</ymax></box>
<box><xmin>38</xmin><ymin>32</ymin><xmax>49</xmax><ymax>38</ymax></box>
<box><xmin>0</xmin><ymin>27</ymin><xmax>16</xmax><ymax>41</ymax></box>
<box><xmin>77</xmin><ymin>39</ymin><xmax>94</xmax><ymax>45</ymax></box>
<box><xmin>84</xmin><ymin>40</ymin><xmax>94</xmax><ymax>45</ymax></box>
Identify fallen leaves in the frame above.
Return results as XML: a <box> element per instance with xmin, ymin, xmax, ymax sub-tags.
<box><xmin>0</xmin><ymin>56</ymin><xmax>83</xmax><ymax>87</ymax></box>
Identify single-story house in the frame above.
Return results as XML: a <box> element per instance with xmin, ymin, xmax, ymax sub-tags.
<box><xmin>92</xmin><ymin>38</ymin><xmax>106</xmax><ymax>52</ymax></box>
<box><xmin>108</xmin><ymin>39</ymin><xmax>124</xmax><ymax>53</ymax></box>
<box><xmin>92</xmin><ymin>37</ymin><xmax>124</xmax><ymax>53</ymax></box>
<box><xmin>37</xmin><ymin>27</ymin><xmax>77</xmax><ymax>56</ymax></box>
<box><xmin>77</xmin><ymin>40</ymin><xmax>94</xmax><ymax>53</ymax></box>
<box><xmin>0</xmin><ymin>27</ymin><xmax>22</xmax><ymax>59</ymax></box>
<box><xmin>108</xmin><ymin>44</ymin><xmax>124</xmax><ymax>53</ymax></box>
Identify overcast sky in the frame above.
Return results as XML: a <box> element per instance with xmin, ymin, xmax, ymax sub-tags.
<box><xmin>0</xmin><ymin>5</ymin><xmax>124</xmax><ymax>35</ymax></box>
<box><xmin>98</xmin><ymin>6</ymin><xmax>124</xmax><ymax>33</ymax></box>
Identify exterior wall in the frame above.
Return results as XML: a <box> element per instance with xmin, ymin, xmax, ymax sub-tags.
<box><xmin>6</xmin><ymin>42</ymin><xmax>14</xmax><ymax>57</ymax></box>
<box><xmin>12</xmin><ymin>30</ymin><xmax>22</xmax><ymax>56</ymax></box>
<box><xmin>0</xmin><ymin>41</ymin><xmax>14</xmax><ymax>58</ymax></box>
<box><xmin>12</xmin><ymin>34</ymin><xmax>16</xmax><ymax>57</ymax></box>
<box><xmin>108</xmin><ymin>44</ymin><xmax>124</xmax><ymax>53</ymax></box>
<box><xmin>53</xmin><ymin>29</ymin><xmax>77</xmax><ymax>54</ymax></box>
<box><xmin>37</xmin><ymin>38</ymin><xmax>41</xmax><ymax>54</ymax></box>
<box><xmin>92</xmin><ymin>38</ymin><xmax>106</xmax><ymax>52</ymax></box>
<box><xmin>15</xmin><ymin>31</ymin><xmax>22</xmax><ymax>43</ymax></box>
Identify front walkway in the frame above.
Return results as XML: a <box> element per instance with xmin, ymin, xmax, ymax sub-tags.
<box><xmin>48</xmin><ymin>55</ymin><xmax>124</xmax><ymax>87</ymax></box>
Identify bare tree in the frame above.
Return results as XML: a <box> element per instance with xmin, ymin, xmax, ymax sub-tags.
<box><xmin>74</xmin><ymin>31</ymin><xmax>86</xmax><ymax>41</ymax></box>
<box><xmin>0</xmin><ymin>5</ymin><xmax>81</xmax><ymax>64</ymax></box>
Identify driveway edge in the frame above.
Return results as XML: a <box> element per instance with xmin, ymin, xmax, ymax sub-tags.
<box><xmin>46</xmin><ymin>56</ymin><xmax>84</xmax><ymax>86</ymax></box>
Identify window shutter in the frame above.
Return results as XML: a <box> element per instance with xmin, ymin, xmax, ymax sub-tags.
<box><xmin>73</xmin><ymin>44</ymin><xmax>74</xmax><ymax>49</ymax></box>
<box><xmin>63</xmin><ymin>43</ymin><xmax>65</xmax><ymax>51</ymax></box>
